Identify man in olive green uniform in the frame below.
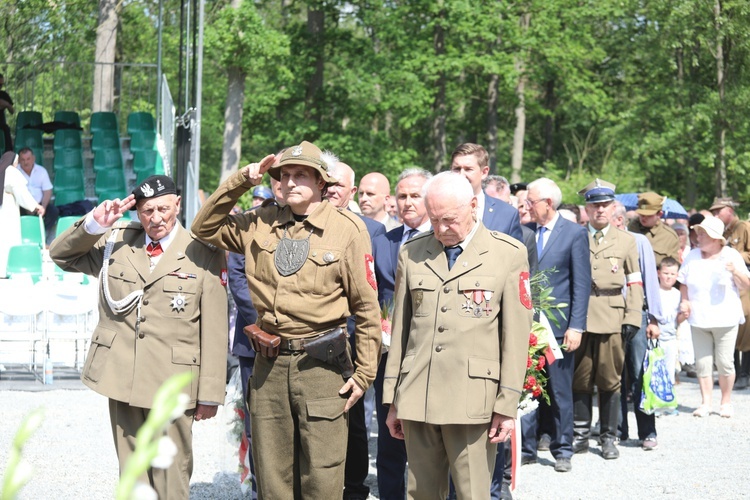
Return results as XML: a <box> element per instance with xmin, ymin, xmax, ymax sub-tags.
<box><xmin>711</xmin><ymin>197</ymin><xmax>750</xmax><ymax>388</ymax></box>
<box><xmin>50</xmin><ymin>175</ymin><xmax>228</xmax><ymax>499</ymax></box>
<box><xmin>383</xmin><ymin>172</ymin><xmax>532</xmax><ymax>500</ymax></box>
<box><xmin>627</xmin><ymin>191</ymin><xmax>680</xmax><ymax>266</ymax></box>
<box><xmin>573</xmin><ymin>179</ymin><xmax>644</xmax><ymax>460</ymax></box>
<box><xmin>191</xmin><ymin>142</ymin><xmax>381</xmax><ymax>499</ymax></box>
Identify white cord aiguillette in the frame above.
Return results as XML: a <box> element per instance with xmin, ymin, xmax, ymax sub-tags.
<box><xmin>100</xmin><ymin>228</ymin><xmax>144</xmax><ymax>316</ymax></box>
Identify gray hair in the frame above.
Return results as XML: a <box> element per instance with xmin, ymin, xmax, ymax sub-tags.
<box><xmin>612</xmin><ymin>200</ymin><xmax>627</xmax><ymax>219</ymax></box>
<box><xmin>482</xmin><ymin>174</ymin><xmax>509</xmax><ymax>190</ymax></box>
<box><xmin>527</xmin><ymin>177</ymin><xmax>562</xmax><ymax>209</ymax></box>
<box><xmin>423</xmin><ymin>171</ymin><xmax>473</xmax><ymax>205</ymax></box>
<box><xmin>397</xmin><ymin>167</ymin><xmax>432</xmax><ymax>184</ymax></box>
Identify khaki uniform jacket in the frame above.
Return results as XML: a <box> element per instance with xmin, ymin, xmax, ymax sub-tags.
<box><xmin>191</xmin><ymin>171</ymin><xmax>381</xmax><ymax>391</ymax></box>
<box><xmin>49</xmin><ymin>219</ymin><xmax>228</xmax><ymax>409</ymax></box>
<box><xmin>725</xmin><ymin>218</ymin><xmax>750</xmax><ymax>350</ymax></box>
<box><xmin>382</xmin><ymin>224</ymin><xmax>532</xmax><ymax>424</ymax></box>
<box><xmin>587</xmin><ymin>226</ymin><xmax>644</xmax><ymax>334</ymax></box>
<box><xmin>628</xmin><ymin>219</ymin><xmax>680</xmax><ymax>266</ymax></box>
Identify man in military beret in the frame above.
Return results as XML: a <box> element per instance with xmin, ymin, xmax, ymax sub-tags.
<box><xmin>710</xmin><ymin>197</ymin><xmax>750</xmax><ymax>389</ymax></box>
<box><xmin>50</xmin><ymin>175</ymin><xmax>228</xmax><ymax>498</ymax></box>
<box><xmin>383</xmin><ymin>171</ymin><xmax>531</xmax><ymax>499</ymax></box>
<box><xmin>627</xmin><ymin>191</ymin><xmax>680</xmax><ymax>266</ymax></box>
<box><xmin>191</xmin><ymin>141</ymin><xmax>381</xmax><ymax>499</ymax></box>
<box><xmin>573</xmin><ymin>179</ymin><xmax>644</xmax><ymax>461</ymax></box>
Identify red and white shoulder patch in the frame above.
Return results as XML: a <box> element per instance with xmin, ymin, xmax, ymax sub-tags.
<box><xmin>365</xmin><ymin>254</ymin><xmax>377</xmax><ymax>290</ymax></box>
<box><xmin>519</xmin><ymin>271</ymin><xmax>532</xmax><ymax>310</ymax></box>
<box><xmin>220</xmin><ymin>268</ymin><xmax>228</xmax><ymax>287</ymax></box>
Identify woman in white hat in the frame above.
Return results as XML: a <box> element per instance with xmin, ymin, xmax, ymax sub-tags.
<box><xmin>679</xmin><ymin>215</ymin><xmax>750</xmax><ymax>417</ymax></box>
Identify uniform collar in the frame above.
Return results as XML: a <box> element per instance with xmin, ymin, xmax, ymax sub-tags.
<box><xmin>271</xmin><ymin>199</ymin><xmax>332</xmax><ymax>231</ymax></box>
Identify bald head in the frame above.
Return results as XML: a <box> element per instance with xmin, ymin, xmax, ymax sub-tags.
<box><xmin>424</xmin><ymin>172</ymin><xmax>477</xmax><ymax>248</ymax></box>
<box><xmin>326</xmin><ymin>162</ymin><xmax>357</xmax><ymax>209</ymax></box>
<box><xmin>358</xmin><ymin>172</ymin><xmax>391</xmax><ymax>220</ymax></box>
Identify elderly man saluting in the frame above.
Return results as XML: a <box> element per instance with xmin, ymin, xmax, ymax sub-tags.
<box><xmin>383</xmin><ymin>171</ymin><xmax>531</xmax><ymax>500</ymax></box>
<box><xmin>191</xmin><ymin>141</ymin><xmax>381</xmax><ymax>499</ymax></box>
<box><xmin>50</xmin><ymin>175</ymin><xmax>228</xmax><ymax>499</ymax></box>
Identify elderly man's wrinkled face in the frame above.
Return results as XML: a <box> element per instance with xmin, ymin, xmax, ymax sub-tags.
<box><xmin>137</xmin><ymin>194</ymin><xmax>181</xmax><ymax>241</ymax></box>
<box><xmin>18</xmin><ymin>151</ymin><xmax>35</xmax><ymax>173</ymax></box>
<box><xmin>426</xmin><ymin>194</ymin><xmax>477</xmax><ymax>248</ymax></box>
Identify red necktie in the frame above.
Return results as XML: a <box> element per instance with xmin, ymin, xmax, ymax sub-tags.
<box><xmin>146</xmin><ymin>242</ymin><xmax>163</xmax><ymax>257</ymax></box>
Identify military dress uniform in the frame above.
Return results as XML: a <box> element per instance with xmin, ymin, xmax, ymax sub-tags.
<box><xmin>627</xmin><ymin>191</ymin><xmax>680</xmax><ymax>267</ymax></box>
<box><xmin>191</xmin><ymin>144</ymin><xmax>381</xmax><ymax>500</ymax></box>
<box><xmin>383</xmin><ymin>223</ymin><xmax>532</xmax><ymax>500</ymax></box>
<box><xmin>50</xmin><ymin>186</ymin><xmax>228</xmax><ymax>499</ymax></box>
<box><xmin>722</xmin><ymin>216</ymin><xmax>750</xmax><ymax>352</ymax></box>
<box><xmin>573</xmin><ymin>180</ymin><xmax>644</xmax><ymax>460</ymax></box>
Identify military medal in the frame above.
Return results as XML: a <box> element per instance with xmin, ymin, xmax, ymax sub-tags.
<box><xmin>274</xmin><ymin>226</ymin><xmax>313</xmax><ymax>277</ymax></box>
<box><xmin>462</xmin><ymin>300</ymin><xmax>474</xmax><ymax>312</ymax></box>
<box><xmin>483</xmin><ymin>291</ymin><xmax>493</xmax><ymax>316</ymax></box>
<box><xmin>170</xmin><ymin>293</ymin><xmax>188</xmax><ymax>312</ymax></box>
<box><xmin>609</xmin><ymin>257</ymin><xmax>619</xmax><ymax>273</ymax></box>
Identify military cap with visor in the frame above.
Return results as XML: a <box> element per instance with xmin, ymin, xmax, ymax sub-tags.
<box><xmin>267</xmin><ymin>141</ymin><xmax>337</xmax><ymax>186</ymax></box>
<box><xmin>578</xmin><ymin>178</ymin><xmax>616</xmax><ymax>204</ymax></box>
<box><xmin>709</xmin><ymin>196</ymin><xmax>737</xmax><ymax>212</ymax></box>
<box><xmin>635</xmin><ymin>192</ymin><xmax>665</xmax><ymax>216</ymax></box>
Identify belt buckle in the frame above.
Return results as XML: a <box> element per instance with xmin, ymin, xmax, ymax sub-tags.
<box><xmin>282</xmin><ymin>338</ymin><xmax>294</xmax><ymax>351</ymax></box>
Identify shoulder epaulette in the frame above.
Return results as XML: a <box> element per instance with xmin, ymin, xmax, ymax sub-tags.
<box><xmin>190</xmin><ymin>232</ymin><xmax>219</xmax><ymax>251</ymax></box>
<box><xmin>489</xmin><ymin>230</ymin><xmax>522</xmax><ymax>249</ymax></box>
<box><xmin>403</xmin><ymin>230</ymin><xmax>433</xmax><ymax>245</ymax></box>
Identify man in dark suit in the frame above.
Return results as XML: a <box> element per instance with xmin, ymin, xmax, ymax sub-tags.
<box><xmin>450</xmin><ymin>143</ymin><xmax>523</xmax><ymax>243</ymax></box>
<box><xmin>327</xmin><ymin>161</ymin><xmax>385</xmax><ymax>500</ymax></box>
<box><xmin>520</xmin><ymin>178</ymin><xmax>591</xmax><ymax>473</ymax></box>
<box><xmin>371</xmin><ymin>167</ymin><xmax>432</xmax><ymax>499</ymax></box>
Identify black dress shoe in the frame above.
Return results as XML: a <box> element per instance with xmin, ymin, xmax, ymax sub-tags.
<box><xmin>572</xmin><ymin>440</ymin><xmax>589</xmax><ymax>454</ymax></box>
<box><xmin>537</xmin><ymin>433</ymin><xmax>552</xmax><ymax>451</ymax></box>
<box><xmin>521</xmin><ymin>455</ymin><xmax>537</xmax><ymax>466</ymax></box>
<box><xmin>500</xmin><ymin>482</ymin><xmax>513</xmax><ymax>500</ymax></box>
<box><xmin>554</xmin><ymin>457</ymin><xmax>572</xmax><ymax>472</ymax></box>
<box><xmin>601</xmin><ymin>439</ymin><xmax>619</xmax><ymax>460</ymax></box>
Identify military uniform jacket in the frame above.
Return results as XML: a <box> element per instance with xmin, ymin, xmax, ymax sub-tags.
<box><xmin>191</xmin><ymin>170</ymin><xmax>381</xmax><ymax>392</ymax></box>
<box><xmin>587</xmin><ymin>226</ymin><xmax>643</xmax><ymax>334</ymax></box>
<box><xmin>628</xmin><ymin>219</ymin><xmax>680</xmax><ymax>266</ymax></box>
<box><xmin>49</xmin><ymin>219</ymin><xmax>228</xmax><ymax>409</ymax></box>
<box><xmin>725</xmin><ymin>218</ymin><xmax>750</xmax><ymax>267</ymax></box>
<box><xmin>382</xmin><ymin>224</ymin><xmax>532</xmax><ymax>424</ymax></box>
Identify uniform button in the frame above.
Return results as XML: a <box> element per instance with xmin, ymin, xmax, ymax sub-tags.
<box><xmin>143</xmin><ymin>299</ymin><xmax>149</xmax><ymax>305</ymax></box>
<box><xmin>140</xmin><ymin>317</ymin><xmax>146</xmax><ymax>323</ymax></box>
<box><xmin>178</xmin><ymin>286</ymin><xmax>183</xmax><ymax>290</ymax></box>
<box><xmin>595</xmin><ymin>255</ymin><xmax>599</xmax><ymax>259</ymax></box>
<box><xmin>487</xmin><ymin>369</ymin><xmax>491</xmax><ymax>375</ymax></box>
<box><xmin>192</xmin><ymin>357</ymin><xmax>197</xmax><ymax>362</ymax></box>
<box><xmin>138</xmin><ymin>332</ymin><xmax>145</xmax><ymax>339</ymax></box>
<box><xmin>443</xmin><ymin>286</ymin><xmax>451</xmax><ymax>293</ymax></box>
<box><xmin>119</xmin><ymin>272</ymin><xmax>124</xmax><ymax>277</ymax></box>
<box><xmin>593</xmin><ymin>266</ymin><xmax>597</xmax><ymax>270</ymax></box>
<box><xmin>435</xmin><ymin>345</ymin><xmax>443</xmax><ymax>352</ymax></box>
<box><xmin>475</xmin><ymin>281</ymin><xmax>480</xmax><ymax>287</ymax></box>
<box><xmin>438</xmin><ymin>326</ymin><xmax>445</xmax><ymax>332</ymax></box>
<box><xmin>441</xmin><ymin>306</ymin><xmax>448</xmax><ymax>313</ymax></box>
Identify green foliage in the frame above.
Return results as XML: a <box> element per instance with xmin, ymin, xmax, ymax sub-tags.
<box><xmin>1</xmin><ymin>408</ymin><xmax>44</xmax><ymax>500</ymax></box>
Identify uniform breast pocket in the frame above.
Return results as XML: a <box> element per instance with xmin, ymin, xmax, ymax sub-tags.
<box><xmin>467</xmin><ymin>357</ymin><xmax>500</xmax><ymax>419</ymax></box>
<box><xmin>163</xmin><ymin>276</ymin><xmax>198</xmax><ymax>315</ymax></box>
<box><xmin>83</xmin><ymin>326</ymin><xmax>117</xmax><ymax>383</ymax></box>
<box><xmin>458</xmin><ymin>276</ymin><xmax>495</xmax><ymax>319</ymax></box>
<box><xmin>107</xmin><ymin>263</ymin><xmax>140</xmax><ymax>298</ymax></box>
<box><xmin>299</xmin><ymin>248</ymin><xmax>341</xmax><ymax>296</ymax></box>
<box><xmin>252</xmin><ymin>233</ymin><xmax>279</xmax><ymax>284</ymax></box>
<box><xmin>410</xmin><ymin>275</ymin><xmax>438</xmax><ymax>317</ymax></box>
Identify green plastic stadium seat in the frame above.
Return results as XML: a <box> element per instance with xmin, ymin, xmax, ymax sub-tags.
<box><xmin>55</xmin><ymin>216</ymin><xmax>81</xmax><ymax>237</ymax></box>
<box><xmin>6</xmin><ymin>244</ymin><xmax>43</xmax><ymax>283</ymax></box>
<box><xmin>95</xmin><ymin>168</ymin><xmax>127</xmax><ymax>195</ymax></box>
<box><xmin>53</xmin><ymin>169</ymin><xmax>85</xmax><ymax>191</ymax></box>
<box><xmin>53</xmin><ymin>148</ymin><xmax>84</xmax><ymax>170</ymax></box>
<box><xmin>54</xmin><ymin>189</ymin><xmax>85</xmax><ymax>206</ymax></box>
<box><xmin>127</xmin><ymin>112</ymin><xmax>155</xmax><ymax>133</ymax></box>
<box><xmin>93</xmin><ymin>148</ymin><xmax>124</xmax><ymax>170</ymax></box>
<box><xmin>53</xmin><ymin>129</ymin><xmax>82</xmax><ymax>150</ymax></box>
<box><xmin>20</xmin><ymin>216</ymin><xmax>44</xmax><ymax>248</ymax></box>
<box><xmin>15</xmin><ymin>111</ymin><xmax>43</xmax><ymax>134</ymax></box>
<box><xmin>97</xmin><ymin>190</ymin><xmax>129</xmax><ymax>203</ymax></box>
<box><xmin>15</xmin><ymin>129</ymin><xmax>44</xmax><ymax>150</ymax></box>
<box><xmin>129</xmin><ymin>131</ymin><xmax>156</xmax><ymax>152</ymax></box>
<box><xmin>54</xmin><ymin>111</ymin><xmax>81</xmax><ymax>127</ymax></box>
<box><xmin>91</xmin><ymin>129</ymin><xmax>120</xmax><ymax>151</ymax></box>
<box><xmin>90</xmin><ymin>112</ymin><xmax>118</xmax><ymax>133</ymax></box>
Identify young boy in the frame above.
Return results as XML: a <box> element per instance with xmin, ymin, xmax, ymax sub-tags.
<box><xmin>658</xmin><ymin>257</ymin><xmax>687</xmax><ymax>386</ymax></box>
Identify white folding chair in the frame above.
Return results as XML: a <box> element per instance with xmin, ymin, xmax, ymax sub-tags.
<box><xmin>0</xmin><ymin>279</ymin><xmax>46</xmax><ymax>377</ymax></box>
<box><xmin>41</xmin><ymin>281</ymin><xmax>98</xmax><ymax>370</ymax></box>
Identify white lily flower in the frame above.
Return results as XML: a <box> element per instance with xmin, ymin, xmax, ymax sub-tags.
<box><xmin>169</xmin><ymin>393</ymin><xmax>191</xmax><ymax>422</ymax></box>
<box><xmin>132</xmin><ymin>482</ymin><xmax>158</xmax><ymax>500</ymax></box>
<box><xmin>151</xmin><ymin>436</ymin><xmax>178</xmax><ymax>469</ymax></box>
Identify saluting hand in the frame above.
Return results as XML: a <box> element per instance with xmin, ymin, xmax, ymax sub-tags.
<box><xmin>488</xmin><ymin>412</ymin><xmax>514</xmax><ymax>444</ymax></box>
<box><xmin>241</xmin><ymin>154</ymin><xmax>277</xmax><ymax>186</ymax></box>
<box><xmin>93</xmin><ymin>194</ymin><xmax>136</xmax><ymax>228</ymax></box>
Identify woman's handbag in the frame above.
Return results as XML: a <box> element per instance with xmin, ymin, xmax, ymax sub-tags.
<box><xmin>639</xmin><ymin>339</ymin><xmax>678</xmax><ymax>415</ymax></box>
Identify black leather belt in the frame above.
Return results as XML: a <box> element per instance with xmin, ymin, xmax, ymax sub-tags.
<box><xmin>591</xmin><ymin>287</ymin><xmax>623</xmax><ymax>297</ymax></box>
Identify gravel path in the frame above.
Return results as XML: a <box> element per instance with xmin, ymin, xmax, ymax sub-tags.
<box><xmin>1</xmin><ymin>372</ymin><xmax>749</xmax><ymax>499</ymax></box>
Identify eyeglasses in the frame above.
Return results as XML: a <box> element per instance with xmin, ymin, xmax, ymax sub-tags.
<box><xmin>525</xmin><ymin>198</ymin><xmax>546</xmax><ymax>207</ymax></box>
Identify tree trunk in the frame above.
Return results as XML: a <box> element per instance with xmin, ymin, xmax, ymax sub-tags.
<box><xmin>487</xmin><ymin>73</ymin><xmax>499</xmax><ymax>174</ymax></box>
<box><xmin>510</xmin><ymin>12</ymin><xmax>531</xmax><ymax>183</ymax></box>
<box><xmin>220</xmin><ymin>66</ymin><xmax>246</xmax><ymax>183</ymax></box>
<box><xmin>543</xmin><ymin>79</ymin><xmax>556</xmax><ymax>162</ymax></box>
<box><xmin>714</xmin><ymin>0</ymin><xmax>727</xmax><ymax>197</ymax></box>
<box><xmin>304</xmin><ymin>6</ymin><xmax>324</xmax><ymax>123</ymax></box>
<box><xmin>93</xmin><ymin>0</ymin><xmax>119</xmax><ymax>112</ymax></box>
<box><xmin>431</xmin><ymin>6</ymin><xmax>447</xmax><ymax>173</ymax></box>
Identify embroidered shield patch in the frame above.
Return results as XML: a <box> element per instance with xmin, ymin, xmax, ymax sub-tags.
<box><xmin>519</xmin><ymin>271</ymin><xmax>532</xmax><ymax>310</ymax></box>
<box><xmin>365</xmin><ymin>254</ymin><xmax>377</xmax><ymax>290</ymax></box>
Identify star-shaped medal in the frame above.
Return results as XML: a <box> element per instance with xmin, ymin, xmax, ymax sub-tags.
<box><xmin>170</xmin><ymin>293</ymin><xmax>188</xmax><ymax>312</ymax></box>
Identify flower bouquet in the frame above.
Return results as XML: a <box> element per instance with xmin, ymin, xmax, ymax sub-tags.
<box><xmin>517</xmin><ymin>268</ymin><xmax>567</xmax><ymax>416</ymax></box>
<box><xmin>380</xmin><ymin>299</ymin><xmax>394</xmax><ymax>353</ymax></box>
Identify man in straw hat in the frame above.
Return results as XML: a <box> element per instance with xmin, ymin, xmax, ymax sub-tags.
<box><xmin>710</xmin><ymin>197</ymin><xmax>750</xmax><ymax>389</ymax></box>
<box><xmin>573</xmin><ymin>179</ymin><xmax>644</xmax><ymax>461</ymax></box>
<box><xmin>192</xmin><ymin>141</ymin><xmax>381</xmax><ymax>499</ymax></box>
<box><xmin>50</xmin><ymin>175</ymin><xmax>228</xmax><ymax>498</ymax></box>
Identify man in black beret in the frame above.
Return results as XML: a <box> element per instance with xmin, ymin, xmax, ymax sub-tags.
<box><xmin>50</xmin><ymin>175</ymin><xmax>228</xmax><ymax>499</ymax></box>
